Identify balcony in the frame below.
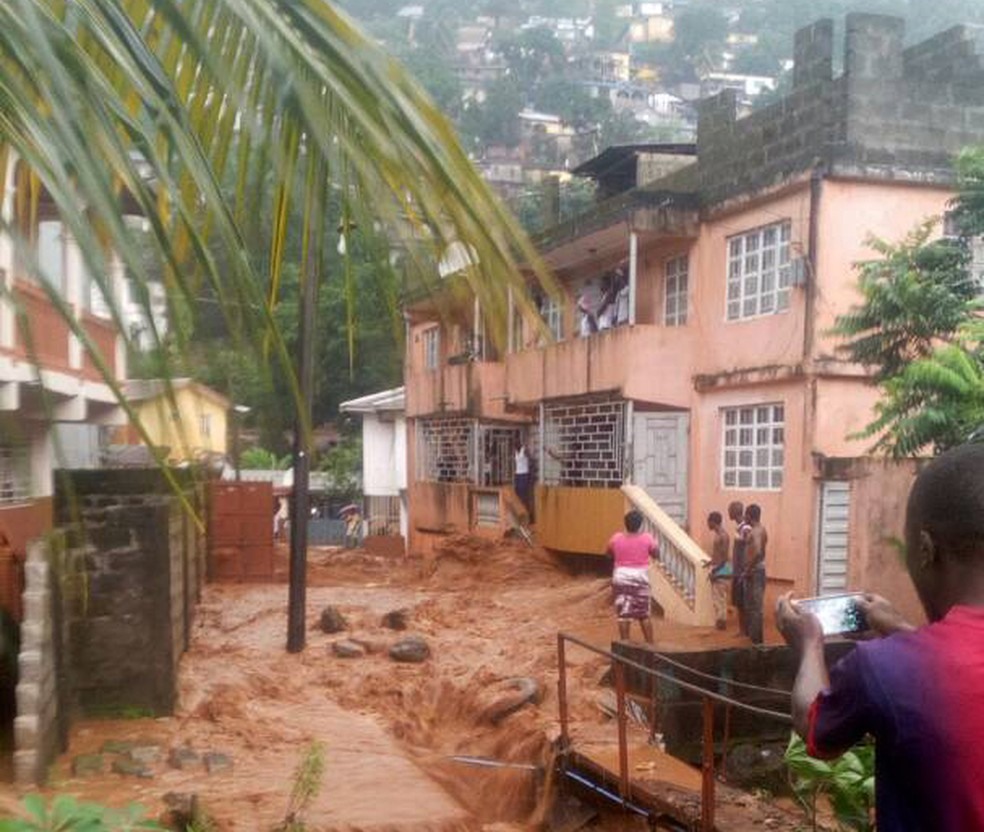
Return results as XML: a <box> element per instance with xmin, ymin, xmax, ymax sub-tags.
<box><xmin>505</xmin><ymin>324</ymin><xmax>697</xmax><ymax>408</ymax></box>
<box><xmin>406</xmin><ymin>360</ymin><xmax>521</xmax><ymax>421</ymax></box>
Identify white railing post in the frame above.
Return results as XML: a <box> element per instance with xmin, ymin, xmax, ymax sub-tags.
<box><xmin>622</xmin><ymin>484</ymin><xmax>715</xmax><ymax>627</ymax></box>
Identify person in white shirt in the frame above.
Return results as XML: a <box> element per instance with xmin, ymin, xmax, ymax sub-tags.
<box><xmin>514</xmin><ymin>440</ymin><xmax>533</xmax><ymax>519</ymax></box>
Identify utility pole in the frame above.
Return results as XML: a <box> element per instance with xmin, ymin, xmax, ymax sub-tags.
<box><xmin>287</xmin><ymin>214</ymin><xmax>321</xmax><ymax>653</ymax></box>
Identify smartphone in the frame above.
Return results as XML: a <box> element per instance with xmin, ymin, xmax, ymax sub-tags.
<box><xmin>795</xmin><ymin>593</ymin><xmax>868</xmax><ymax>636</ymax></box>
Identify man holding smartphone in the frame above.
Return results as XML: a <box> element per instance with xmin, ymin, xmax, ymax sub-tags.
<box><xmin>776</xmin><ymin>443</ymin><xmax>984</xmax><ymax>830</ymax></box>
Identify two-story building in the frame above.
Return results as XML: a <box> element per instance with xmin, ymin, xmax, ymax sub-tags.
<box><xmin>0</xmin><ymin>156</ymin><xmax>128</xmax><ymax>553</ymax></box>
<box><xmin>405</xmin><ymin>15</ymin><xmax>984</xmax><ymax>628</ymax></box>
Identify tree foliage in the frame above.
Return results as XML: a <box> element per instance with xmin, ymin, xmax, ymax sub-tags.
<box><xmin>0</xmin><ymin>0</ymin><xmax>550</xmax><ymax>476</ymax></box>
<box><xmin>833</xmin><ymin>147</ymin><xmax>984</xmax><ymax>457</ymax></box>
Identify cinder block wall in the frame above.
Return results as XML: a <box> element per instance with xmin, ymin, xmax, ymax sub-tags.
<box><xmin>694</xmin><ymin>15</ymin><xmax>984</xmax><ymax>207</ymax></box>
<box><xmin>12</xmin><ymin>469</ymin><xmax>205</xmax><ymax>784</ymax></box>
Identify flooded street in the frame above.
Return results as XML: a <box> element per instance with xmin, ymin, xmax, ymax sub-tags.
<box><xmin>0</xmin><ymin>538</ymin><xmax>788</xmax><ymax>829</ymax></box>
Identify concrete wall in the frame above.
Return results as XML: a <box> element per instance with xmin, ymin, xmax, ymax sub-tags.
<box><xmin>53</xmin><ymin>469</ymin><xmax>204</xmax><ymax>716</ymax></box>
<box><xmin>10</xmin><ymin>469</ymin><xmax>207</xmax><ymax>785</ymax></box>
<box><xmin>363</xmin><ymin>413</ymin><xmax>406</xmax><ymax>496</ymax></box>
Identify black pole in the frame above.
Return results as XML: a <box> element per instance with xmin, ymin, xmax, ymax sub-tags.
<box><xmin>287</xmin><ymin>242</ymin><xmax>320</xmax><ymax>653</ymax></box>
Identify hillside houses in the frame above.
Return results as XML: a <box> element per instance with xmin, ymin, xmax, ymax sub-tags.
<box><xmin>402</xmin><ymin>15</ymin><xmax>984</xmax><ymax>629</ymax></box>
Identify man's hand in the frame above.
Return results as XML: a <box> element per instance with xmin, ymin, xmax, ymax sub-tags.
<box><xmin>776</xmin><ymin>591</ymin><xmax>830</xmax><ymax>740</ymax></box>
<box><xmin>856</xmin><ymin>593</ymin><xmax>916</xmax><ymax>637</ymax></box>
<box><xmin>775</xmin><ymin>592</ymin><xmax>824</xmax><ymax>653</ymax></box>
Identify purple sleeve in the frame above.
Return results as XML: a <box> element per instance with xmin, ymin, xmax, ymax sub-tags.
<box><xmin>807</xmin><ymin>647</ymin><xmax>873</xmax><ymax>758</ymax></box>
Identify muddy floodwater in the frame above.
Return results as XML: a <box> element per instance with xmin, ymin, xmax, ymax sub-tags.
<box><xmin>0</xmin><ymin>537</ymin><xmax>805</xmax><ymax>830</ymax></box>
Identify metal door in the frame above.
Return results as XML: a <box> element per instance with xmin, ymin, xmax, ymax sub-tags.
<box><xmin>816</xmin><ymin>481</ymin><xmax>851</xmax><ymax>594</ymax></box>
<box><xmin>632</xmin><ymin>412</ymin><xmax>689</xmax><ymax>526</ymax></box>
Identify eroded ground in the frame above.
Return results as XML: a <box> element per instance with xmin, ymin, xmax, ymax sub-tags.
<box><xmin>0</xmin><ymin>537</ymin><xmax>808</xmax><ymax>830</ymax></box>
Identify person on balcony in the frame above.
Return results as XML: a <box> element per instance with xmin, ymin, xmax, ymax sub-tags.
<box><xmin>705</xmin><ymin>511</ymin><xmax>732</xmax><ymax>630</ymax></box>
<box><xmin>776</xmin><ymin>443</ymin><xmax>984</xmax><ymax>831</ymax></box>
<box><xmin>607</xmin><ymin>509</ymin><xmax>659</xmax><ymax>644</ymax></box>
<box><xmin>513</xmin><ymin>439</ymin><xmax>533</xmax><ymax>520</ymax></box>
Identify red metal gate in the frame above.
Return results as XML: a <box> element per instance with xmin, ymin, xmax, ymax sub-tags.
<box><xmin>207</xmin><ymin>481</ymin><xmax>275</xmax><ymax>582</ymax></box>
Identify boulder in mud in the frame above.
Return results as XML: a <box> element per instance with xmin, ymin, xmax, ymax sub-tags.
<box><xmin>72</xmin><ymin>753</ymin><xmax>104</xmax><ymax>777</ymax></box>
<box><xmin>332</xmin><ymin>639</ymin><xmax>367</xmax><ymax>659</ymax></box>
<box><xmin>389</xmin><ymin>635</ymin><xmax>430</xmax><ymax>663</ymax></box>
<box><xmin>112</xmin><ymin>757</ymin><xmax>153</xmax><ymax>778</ymax></box>
<box><xmin>129</xmin><ymin>744</ymin><xmax>163</xmax><ymax>765</ymax></box>
<box><xmin>203</xmin><ymin>751</ymin><xmax>233</xmax><ymax>774</ymax></box>
<box><xmin>319</xmin><ymin>606</ymin><xmax>348</xmax><ymax>634</ymax></box>
<box><xmin>169</xmin><ymin>747</ymin><xmax>200</xmax><ymax>770</ymax></box>
<box><xmin>381</xmin><ymin>608</ymin><xmax>409</xmax><ymax>630</ymax></box>
<box><xmin>724</xmin><ymin>741</ymin><xmax>787</xmax><ymax>794</ymax></box>
<box><xmin>479</xmin><ymin>677</ymin><xmax>542</xmax><ymax>724</ymax></box>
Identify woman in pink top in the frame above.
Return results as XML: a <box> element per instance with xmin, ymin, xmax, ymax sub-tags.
<box><xmin>606</xmin><ymin>510</ymin><xmax>659</xmax><ymax>644</ymax></box>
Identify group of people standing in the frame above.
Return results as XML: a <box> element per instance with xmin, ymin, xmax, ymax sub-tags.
<box><xmin>606</xmin><ymin>501</ymin><xmax>768</xmax><ymax>646</ymax></box>
<box><xmin>707</xmin><ymin>501</ymin><xmax>767</xmax><ymax>643</ymax></box>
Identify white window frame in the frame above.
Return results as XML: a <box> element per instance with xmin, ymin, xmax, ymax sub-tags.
<box><xmin>423</xmin><ymin>326</ymin><xmax>440</xmax><ymax>371</ymax></box>
<box><xmin>509</xmin><ymin>304</ymin><xmax>524</xmax><ymax>353</ymax></box>
<box><xmin>664</xmin><ymin>254</ymin><xmax>689</xmax><ymax>326</ymax></box>
<box><xmin>722</xmin><ymin>403</ymin><xmax>784</xmax><ymax>490</ymax></box>
<box><xmin>726</xmin><ymin>220</ymin><xmax>792</xmax><ymax>321</ymax></box>
<box><xmin>0</xmin><ymin>444</ymin><xmax>31</xmax><ymax>504</ymax></box>
<box><xmin>199</xmin><ymin>413</ymin><xmax>212</xmax><ymax>440</ymax></box>
<box><xmin>541</xmin><ymin>295</ymin><xmax>563</xmax><ymax>342</ymax></box>
<box><xmin>36</xmin><ymin>219</ymin><xmax>66</xmax><ymax>294</ymax></box>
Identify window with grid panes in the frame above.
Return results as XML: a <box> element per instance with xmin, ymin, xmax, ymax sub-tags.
<box><xmin>423</xmin><ymin>326</ymin><xmax>440</xmax><ymax>370</ymax></box>
<box><xmin>0</xmin><ymin>444</ymin><xmax>31</xmax><ymax>504</ymax></box>
<box><xmin>664</xmin><ymin>255</ymin><xmax>689</xmax><ymax>326</ymax></box>
<box><xmin>726</xmin><ymin>221</ymin><xmax>792</xmax><ymax>320</ymax></box>
<box><xmin>722</xmin><ymin>404</ymin><xmax>784</xmax><ymax>490</ymax></box>
<box><xmin>509</xmin><ymin>304</ymin><xmax>524</xmax><ymax>353</ymax></box>
<box><xmin>541</xmin><ymin>295</ymin><xmax>563</xmax><ymax>341</ymax></box>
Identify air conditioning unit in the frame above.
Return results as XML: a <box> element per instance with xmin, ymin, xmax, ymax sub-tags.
<box><xmin>789</xmin><ymin>255</ymin><xmax>810</xmax><ymax>287</ymax></box>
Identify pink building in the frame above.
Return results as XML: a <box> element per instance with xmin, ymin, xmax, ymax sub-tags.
<box><xmin>405</xmin><ymin>15</ymin><xmax>984</xmax><ymax>626</ymax></box>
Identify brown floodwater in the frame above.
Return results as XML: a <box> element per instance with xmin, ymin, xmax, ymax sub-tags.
<box><xmin>0</xmin><ymin>536</ymin><xmax>798</xmax><ymax>830</ymax></box>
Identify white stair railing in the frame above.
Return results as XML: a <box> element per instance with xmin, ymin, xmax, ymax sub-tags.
<box><xmin>621</xmin><ymin>484</ymin><xmax>716</xmax><ymax>627</ymax></box>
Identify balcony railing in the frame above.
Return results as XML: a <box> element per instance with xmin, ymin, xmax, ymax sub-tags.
<box><xmin>506</xmin><ymin>324</ymin><xmax>695</xmax><ymax>409</ymax></box>
<box><xmin>621</xmin><ymin>484</ymin><xmax>715</xmax><ymax>627</ymax></box>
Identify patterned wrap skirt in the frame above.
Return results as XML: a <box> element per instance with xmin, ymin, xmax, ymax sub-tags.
<box><xmin>612</xmin><ymin>566</ymin><xmax>652</xmax><ymax>620</ymax></box>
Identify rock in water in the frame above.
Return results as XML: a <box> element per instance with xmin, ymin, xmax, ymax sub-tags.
<box><xmin>389</xmin><ymin>635</ymin><xmax>430</xmax><ymax>663</ymax></box>
<box><xmin>169</xmin><ymin>747</ymin><xmax>200</xmax><ymax>770</ymax></box>
<box><xmin>319</xmin><ymin>606</ymin><xmax>348</xmax><ymax>634</ymax></box>
<box><xmin>381</xmin><ymin>609</ymin><xmax>409</xmax><ymax>630</ymax></box>
<box><xmin>332</xmin><ymin>639</ymin><xmax>366</xmax><ymax>658</ymax></box>
<box><xmin>72</xmin><ymin>753</ymin><xmax>104</xmax><ymax>777</ymax></box>
<box><xmin>203</xmin><ymin>751</ymin><xmax>233</xmax><ymax>774</ymax></box>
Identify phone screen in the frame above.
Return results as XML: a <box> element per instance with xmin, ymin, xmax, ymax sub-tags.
<box><xmin>795</xmin><ymin>594</ymin><xmax>868</xmax><ymax>636</ymax></box>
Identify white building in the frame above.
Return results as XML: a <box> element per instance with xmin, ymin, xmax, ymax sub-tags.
<box><xmin>339</xmin><ymin>387</ymin><xmax>407</xmax><ymax>547</ymax></box>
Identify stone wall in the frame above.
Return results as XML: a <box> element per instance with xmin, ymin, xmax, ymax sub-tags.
<box><xmin>692</xmin><ymin>15</ymin><xmax>984</xmax><ymax>207</ymax></box>
<box><xmin>12</xmin><ymin>469</ymin><xmax>206</xmax><ymax>784</ymax></box>
<box><xmin>12</xmin><ymin>539</ymin><xmax>59</xmax><ymax>784</ymax></box>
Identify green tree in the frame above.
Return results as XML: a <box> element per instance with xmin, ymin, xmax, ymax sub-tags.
<box><xmin>459</xmin><ymin>77</ymin><xmax>524</xmax><ymax>149</ymax></box>
<box><xmin>833</xmin><ymin>148</ymin><xmax>984</xmax><ymax>456</ymax></box>
<box><xmin>533</xmin><ymin>77</ymin><xmax>611</xmax><ymax>128</ymax></box>
<box><xmin>495</xmin><ymin>26</ymin><xmax>566</xmax><ymax>94</ymax></box>
<box><xmin>2</xmin><ymin>0</ymin><xmax>548</xmax><ymax>484</ymax></box>
<box><xmin>672</xmin><ymin>4</ymin><xmax>729</xmax><ymax>66</ymax></box>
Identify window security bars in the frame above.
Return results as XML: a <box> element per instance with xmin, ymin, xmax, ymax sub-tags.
<box><xmin>542</xmin><ymin>399</ymin><xmax>626</xmax><ymax>488</ymax></box>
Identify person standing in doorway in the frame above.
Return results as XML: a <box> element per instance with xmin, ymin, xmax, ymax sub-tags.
<box><xmin>741</xmin><ymin>504</ymin><xmax>768</xmax><ymax>644</ymax></box>
<box><xmin>706</xmin><ymin>511</ymin><xmax>732</xmax><ymax>630</ymax></box>
<box><xmin>728</xmin><ymin>501</ymin><xmax>750</xmax><ymax>636</ymax></box>
<box><xmin>607</xmin><ymin>510</ymin><xmax>659</xmax><ymax>644</ymax></box>
<box><xmin>513</xmin><ymin>439</ymin><xmax>533</xmax><ymax>520</ymax></box>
